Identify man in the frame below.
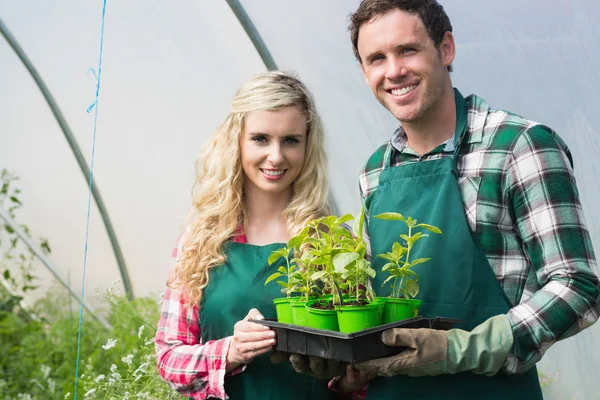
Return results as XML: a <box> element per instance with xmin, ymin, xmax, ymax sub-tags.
<box><xmin>288</xmin><ymin>0</ymin><xmax>600</xmax><ymax>399</ymax></box>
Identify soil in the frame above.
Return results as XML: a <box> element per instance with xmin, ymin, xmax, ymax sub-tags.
<box><xmin>309</xmin><ymin>299</ymin><xmax>370</xmax><ymax>310</ymax></box>
<box><xmin>310</xmin><ymin>301</ymin><xmax>334</xmax><ymax>310</ymax></box>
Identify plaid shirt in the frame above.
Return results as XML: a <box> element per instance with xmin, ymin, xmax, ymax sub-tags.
<box><xmin>155</xmin><ymin>235</ymin><xmax>246</xmax><ymax>400</ymax></box>
<box><xmin>359</xmin><ymin>91</ymin><xmax>600</xmax><ymax>374</ymax></box>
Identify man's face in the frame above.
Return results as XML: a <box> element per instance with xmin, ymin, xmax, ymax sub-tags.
<box><xmin>357</xmin><ymin>9</ymin><xmax>455</xmax><ymax>123</ymax></box>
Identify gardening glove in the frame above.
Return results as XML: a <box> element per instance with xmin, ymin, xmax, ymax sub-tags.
<box><xmin>269</xmin><ymin>351</ymin><xmax>290</xmax><ymax>364</ymax></box>
<box><xmin>354</xmin><ymin>315</ymin><xmax>513</xmax><ymax>377</ymax></box>
<box><xmin>289</xmin><ymin>354</ymin><xmax>347</xmax><ymax>379</ymax></box>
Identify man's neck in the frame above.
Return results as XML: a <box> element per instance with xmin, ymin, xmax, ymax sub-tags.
<box><xmin>403</xmin><ymin>85</ymin><xmax>456</xmax><ymax>156</ymax></box>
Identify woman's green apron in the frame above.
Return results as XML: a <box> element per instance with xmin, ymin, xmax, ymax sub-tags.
<box><xmin>200</xmin><ymin>241</ymin><xmax>338</xmax><ymax>399</ymax></box>
<box><xmin>365</xmin><ymin>91</ymin><xmax>542</xmax><ymax>399</ymax></box>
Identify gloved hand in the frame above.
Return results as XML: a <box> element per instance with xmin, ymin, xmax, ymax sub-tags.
<box><xmin>354</xmin><ymin>315</ymin><xmax>513</xmax><ymax>377</ymax></box>
<box><xmin>270</xmin><ymin>351</ymin><xmax>347</xmax><ymax>379</ymax></box>
<box><xmin>290</xmin><ymin>354</ymin><xmax>347</xmax><ymax>379</ymax></box>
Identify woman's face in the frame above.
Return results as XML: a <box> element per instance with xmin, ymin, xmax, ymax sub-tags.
<box><xmin>240</xmin><ymin>106</ymin><xmax>308</xmax><ymax>198</ymax></box>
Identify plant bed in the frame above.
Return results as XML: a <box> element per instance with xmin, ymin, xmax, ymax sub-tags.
<box><xmin>251</xmin><ymin>316</ymin><xmax>460</xmax><ymax>363</ymax></box>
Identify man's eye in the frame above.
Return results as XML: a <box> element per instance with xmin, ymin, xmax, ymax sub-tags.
<box><xmin>401</xmin><ymin>48</ymin><xmax>416</xmax><ymax>54</ymax></box>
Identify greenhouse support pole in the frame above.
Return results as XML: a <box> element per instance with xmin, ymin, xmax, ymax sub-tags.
<box><xmin>0</xmin><ymin>17</ymin><xmax>134</xmax><ymax>299</ymax></box>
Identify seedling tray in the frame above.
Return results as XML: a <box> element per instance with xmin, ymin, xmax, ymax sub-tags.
<box><xmin>250</xmin><ymin>316</ymin><xmax>460</xmax><ymax>363</ymax></box>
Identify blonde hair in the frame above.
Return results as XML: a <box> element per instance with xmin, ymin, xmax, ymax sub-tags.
<box><xmin>172</xmin><ymin>71</ymin><xmax>330</xmax><ymax>306</ymax></box>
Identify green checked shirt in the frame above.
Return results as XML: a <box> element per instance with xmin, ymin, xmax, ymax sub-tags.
<box><xmin>360</xmin><ymin>90</ymin><xmax>600</xmax><ymax>374</ymax></box>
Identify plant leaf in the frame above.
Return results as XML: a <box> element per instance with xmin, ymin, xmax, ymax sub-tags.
<box><xmin>382</xmin><ymin>275</ymin><xmax>395</xmax><ymax>286</ymax></box>
<box><xmin>377</xmin><ymin>253</ymin><xmax>395</xmax><ymax>261</ymax></box>
<box><xmin>374</xmin><ymin>212</ymin><xmax>405</xmax><ymax>221</ymax></box>
<box><xmin>336</xmin><ymin>214</ymin><xmax>355</xmax><ymax>225</ymax></box>
<box><xmin>276</xmin><ymin>281</ymin><xmax>288</xmax><ymax>288</ymax></box>
<box><xmin>288</xmin><ymin>235</ymin><xmax>304</xmax><ymax>250</ymax></box>
<box><xmin>311</xmin><ymin>271</ymin><xmax>327</xmax><ymax>281</ymax></box>
<box><xmin>410</xmin><ymin>258</ymin><xmax>431</xmax><ymax>267</ymax></box>
<box><xmin>278</xmin><ymin>266</ymin><xmax>287</xmax><ymax>274</ymax></box>
<box><xmin>404</xmin><ymin>279</ymin><xmax>419</xmax><ymax>298</ymax></box>
<box><xmin>264</xmin><ymin>272</ymin><xmax>283</xmax><ymax>285</ymax></box>
<box><xmin>382</xmin><ymin>262</ymin><xmax>397</xmax><ymax>272</ymax></box>
<box><xmin>365</xmin><ymin>267</ymin><xmax>376</xmax><ymax>278</ymax></box>
<box><xmin>268</xmin><ymin>250</ymin><xmax>285</xmax><ymax>265</ymax></box>
<box><xmin>417</xmin><ymin>223</ymin><xmax>442</xmax><ymax>235</ymax></box>
<box><xmin>333</xmin><ymin>252</ymin><xmax>359</xmax><ymax>273</ymax></box>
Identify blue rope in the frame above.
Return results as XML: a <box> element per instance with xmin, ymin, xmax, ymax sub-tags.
<box><xmin>74</xmin><ymin>0</ymin><xmax>107</xmax><ymax>397</ymax></box>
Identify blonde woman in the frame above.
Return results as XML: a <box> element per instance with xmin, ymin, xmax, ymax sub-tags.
<box><xmin>155</xmin><ymin>72</ymin><xmax>337</xmax><ymax>400</ymax></box>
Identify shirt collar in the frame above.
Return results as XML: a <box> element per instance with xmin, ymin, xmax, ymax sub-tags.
<box><xmin>390</xmin><ymin>88</ymin><xmax>468</xmax><ymax>154</ymax></box>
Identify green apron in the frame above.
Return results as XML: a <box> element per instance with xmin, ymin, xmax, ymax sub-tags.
<box><xmin>200</xmin><ymin>241</ymin><xmax>338</xmax><ymax>400</ymax></box>
<box><xmin>365</xmin><ymin>91</ymin><xmax>542</xmax><ymax>399</ymax></box>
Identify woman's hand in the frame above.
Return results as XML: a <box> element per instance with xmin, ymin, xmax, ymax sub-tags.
<box><xmin>226</xmin><ymin>308</ymin><xmax>276</xmax><ymax>371</ymax></box>
<box><xmin>336</xmin><ymin>365</ymin><xmax>376</xmax><ymax>393</ymax></box>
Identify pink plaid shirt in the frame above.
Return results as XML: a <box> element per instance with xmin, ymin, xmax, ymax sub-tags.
<box><xmin>155</xmin><ymin>233</ymin><xmax>366</xmax><ymax>399</ymax></box>
<box><xmin>155</xmin><ymin>234</ymin><xmax>246</xmax><ymax>400</ymax></box>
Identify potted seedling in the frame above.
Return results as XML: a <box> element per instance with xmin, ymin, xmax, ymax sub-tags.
<box><xmin>374</xmin><ymin>212</ymin><xmax>442</xmax><ymax>323</ymax></box>
<box><xmin>333</xmin><ymin>207</ymin><xmax>382</xmax><ymax>333</ymax></box>
<box><xmin>265</xmin><ymin>245</ymin><xmax>301</xmax><ymax>324</ymax></box>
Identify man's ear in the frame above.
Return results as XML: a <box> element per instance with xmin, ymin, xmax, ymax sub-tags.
<box><xmin>439</xmin><ymin>31</ymin><xmax>456</xmax><ymax>68</ymax></box>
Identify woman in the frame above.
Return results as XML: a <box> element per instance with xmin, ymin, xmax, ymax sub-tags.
<box><xmin>155</xmin><ymin>71</ymin><xmax>337</xmax><ymax>399</ymax></box>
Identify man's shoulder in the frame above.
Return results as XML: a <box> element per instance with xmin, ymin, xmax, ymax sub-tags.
<box><xmin>465</xmin><ymin>93</ymin><xmax>564</xmax><ymax>150</ymax></box>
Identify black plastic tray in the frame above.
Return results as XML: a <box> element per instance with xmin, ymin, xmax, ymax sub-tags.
<box><xmin>250</xmin><ymin>316</ymin><xmax>459</xmax><ymax>362</ymax></box>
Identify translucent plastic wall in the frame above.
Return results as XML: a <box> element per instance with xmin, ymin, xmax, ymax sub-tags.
<box><xmin>1</xmin><ymin>1</ymin><xmax>598</xmax><ymax>398</ymax></box>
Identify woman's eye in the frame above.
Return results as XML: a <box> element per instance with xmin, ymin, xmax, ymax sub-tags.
<box><xmin>284</xmin><ymin>138</ymin><xmax>300</xmax><ymax>145</ymax></box>
<box><xmin>252</xmin><ymin>136</ymin><xmax>267</xmax><ymax>143</ymax></box>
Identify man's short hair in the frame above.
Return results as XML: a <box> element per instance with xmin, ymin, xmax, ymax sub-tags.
<box><xmin>349</xmin><ymin>0</ymin><xmax>453</xmax><ymax>72</ymax></box>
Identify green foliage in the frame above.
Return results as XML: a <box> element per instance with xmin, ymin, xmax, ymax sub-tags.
<box><xmin>0</xmin><ymin>282</ymin><xmax>185</xmax><ymax>399</ymax></box>
<box><xmin>375</xmin><ymin>212</ymin><xmax>442</xmax><ymax>299</ymax></box>
<box><xmin>0</xmin><ymin>170</ymin><xmax>183</xmax><ymax>399</ymax></box>
<box><xmin>267</xmin><ymin>208</ymin><xmax>376</xmax><ymax>306</ymax></box>
<box><xmin>0</xmin><ymin>169</ymin><xmax>51</xmax><ymax>307</ymax></box>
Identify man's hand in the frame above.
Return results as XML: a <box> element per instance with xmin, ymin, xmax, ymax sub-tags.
<box><xmin>289</xmin><ymin>354</ymin><xmax>347</xmax><ymax>379</ymax></box>
<box><xmin>353</xmin><ymin>315</ymin><xmax>513</xmax><ymax>377</ymax></box>
<box><xmin>226</xmin><ymin>308</ymin><xmax>276</xmax><ymax>371</ymax></box>
<box><xmin>353</xmin><ymin>327</ymin><xmax>447</xmax><ymax>377</ymax></box>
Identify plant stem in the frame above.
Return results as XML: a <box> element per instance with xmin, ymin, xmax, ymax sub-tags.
<box><xmin>285</xmin><ymin>255</ymin><xmax>291</xmax><ymax>298</ymax></box>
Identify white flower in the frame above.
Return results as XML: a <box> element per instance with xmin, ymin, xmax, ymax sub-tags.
<box><xmin>110</xmin><ymin>364</ymin><xmax>118</xmax><ymax>373</ymax></box>
<box><xmin>84</xmin><ymin>388</ymin><xmax>97</xmax><ymax>396</ymax></box>
<box><xmin>94</xmin><ymin>374</ymin><xmax>105</xmax><ymax>383</ymax></box>
<box><xmin>102</xmin><ymin>338</ymin><xmax>117</xmax><ymax>350</ymax></box>
<box><xmin>137</xmin><ymin>325</ymin><xmax>145</xmax><ymax>339</ymax></box>
<box><xmin>133</xmin><ymin>362</ymin><xmax>150</xmax><ymax>381</ymax></box>
<box><xmin>64</xmin><ymin>392</ymin><xmax>71</xmax><ymax>399</ymax></box>
<box><xmin>144</xmin><ymin>338</ymin><xmax>154</xmax><ymax>346</ymax></box>
<box><xmin>121</xmin><ymin>354</ymin><xmax>134</xmax><ymax>366</ymax></box>
<box><xmin>47</xmin><ymin>378</ymin><xmax>56</xmax><ymax>392</ymax></box>
<box><xmin>40</xmin><ymin>364</ymin><xmax>51</xmax><ymax>379</ymax></box>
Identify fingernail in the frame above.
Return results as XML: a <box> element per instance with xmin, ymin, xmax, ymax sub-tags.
<box><xmin>256</xmin><ymin>314</ymin><xmax>264</xmax><ymax>320</ymax></box>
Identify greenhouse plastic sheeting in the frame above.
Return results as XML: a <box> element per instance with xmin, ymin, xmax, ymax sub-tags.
<box><xmin>1</xmin><ymin>1</ymin><xmax>598</xmax><ymax>398</ymax></box>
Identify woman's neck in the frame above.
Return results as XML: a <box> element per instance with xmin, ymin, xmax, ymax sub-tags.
<box><xmin>244</xmin><ymin>184</ymin><xmax>292</xmax><ymax>245</ymax></box>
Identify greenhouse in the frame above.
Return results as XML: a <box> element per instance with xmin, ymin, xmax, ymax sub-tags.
<box><xmin>1</xmin><ymin>0</ymin><xmax>599</xmax><ymax>399</ymax></box>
